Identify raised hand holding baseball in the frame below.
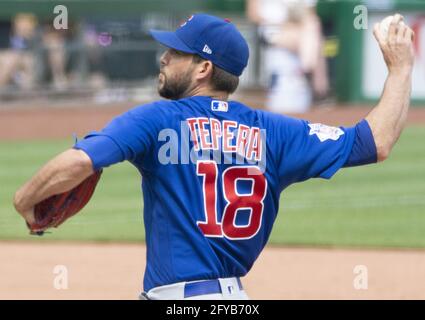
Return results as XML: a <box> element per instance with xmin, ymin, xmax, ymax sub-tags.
<box><xmin>373</xmin><ymin>14</ymin><xmax>415</xmax><ymax>74</ymax></box>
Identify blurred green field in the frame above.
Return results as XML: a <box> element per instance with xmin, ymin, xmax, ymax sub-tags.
<box><xmin>1</xmin><ymin>127</ymin><xmax>424</xmax><ymax>248</ymax></box>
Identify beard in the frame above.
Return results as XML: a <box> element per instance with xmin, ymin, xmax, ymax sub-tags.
<box><xmin>158</xmin><ymin>69</ymin><xmax>193</xmax><ymax>100</ymax></box>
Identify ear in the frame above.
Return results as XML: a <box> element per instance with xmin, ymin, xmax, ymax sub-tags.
<box><xmin>194</xmin><ymin>60</ymin><xmax>214</xmax><ymax>81</ymax></box>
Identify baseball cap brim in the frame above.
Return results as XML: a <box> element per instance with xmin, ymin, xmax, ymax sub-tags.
<box><xmin>150</xmin><ymin>30</ymin><xmax>195</xmax><ymax>54</ymax></box>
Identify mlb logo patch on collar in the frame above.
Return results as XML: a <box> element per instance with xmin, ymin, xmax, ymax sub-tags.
<box><xmin>211</xmin><ymin>100</ymin><xmax>228</xmax><ymax>112</ymax></box>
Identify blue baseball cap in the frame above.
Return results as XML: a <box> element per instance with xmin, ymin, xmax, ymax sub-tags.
<box><xmin>150</xmin><ymin>14</ymin><xmax>249</xmax><ymax>77</ymax></box>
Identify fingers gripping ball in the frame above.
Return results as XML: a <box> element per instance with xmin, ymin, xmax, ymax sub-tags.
<box><xmin>27</xmin><ymin>170</ymin><xmax>103</xmax><ymax>235</ymax></box>
<box><xmin>379</xmin><ymin>15</ymin><xmax>406</xmax><ymax>38</ymax></box>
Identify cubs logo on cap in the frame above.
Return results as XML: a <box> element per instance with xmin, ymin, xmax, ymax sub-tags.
<box><xmin>180</xmin><ymin>15</ymin><xmax>194</xmax><ymax>27</ymax></box>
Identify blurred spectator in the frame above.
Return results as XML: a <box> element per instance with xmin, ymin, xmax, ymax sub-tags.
<box><xmin>41</xmin><ymin>23</ymin><xmax>72</xmax><ymax>90</ymax></box>
<box><xmin>80</xmin><ymin>23</ymin><xmax>108</xmax><ymax>89</ymax></box>
<box><xmin>247</xmin><ymin>0</ymin><xmax>329</xmax><ymax>113</ymax></box>
<box><xmin>0</xmin><ymin>21</ymin><xmax>12</xmax><ymax>49</ymax></box>
<box><xmin>40</xmin><ymin>20</ymin><xmax>110</xmax><ymax>91</ymax></box>
<box><xmin>0</xmin><ymin>14</ymin><xmax>37</xmax><ymax>89</ymax></box>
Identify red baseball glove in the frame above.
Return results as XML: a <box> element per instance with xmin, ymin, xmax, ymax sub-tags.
<box><xmin>27</xmin><ymin>170</ymin><xmax>103</xmax><ymax>235</ymax></box>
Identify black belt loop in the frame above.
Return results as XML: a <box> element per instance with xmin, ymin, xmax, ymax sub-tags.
<box><xmin>139</xmin><ymin>292</ymin><xmax>151</xmax><ymax>300</ymax></box>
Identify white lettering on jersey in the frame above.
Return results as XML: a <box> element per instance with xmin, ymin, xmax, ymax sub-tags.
<box><xmin>186</xmin><ymin>118</ymin><xmax>262</xmax><ymax>161</ymax></box>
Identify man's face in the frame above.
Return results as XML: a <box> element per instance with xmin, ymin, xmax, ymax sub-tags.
<box><xmin>158</xmin><ymin>49</ymin><xmax>196</xmax><ymax>100</ymax></box>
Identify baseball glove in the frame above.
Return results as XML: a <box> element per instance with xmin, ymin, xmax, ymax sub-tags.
<box><xmin>27</xmin><ymin>170</ymin><xmax>103</xmax><ymax>236</ymax></box>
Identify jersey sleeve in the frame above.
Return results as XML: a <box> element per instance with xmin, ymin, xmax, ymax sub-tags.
<box><xmin>73</xmin><ymin>102</ymin><xmax>164</xmax><ymax>171</ymax></box>
<box><xmin>267</xmin><ymin>114</ymin><xmax>356</xmax><ymax>187</ymax></box>
<box><xmin>344</xmin><ymin>119</ymin><xmax>378</xmax><ymax>167</ymax></box>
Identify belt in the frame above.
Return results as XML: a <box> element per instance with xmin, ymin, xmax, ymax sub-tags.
<box><xmin>184</xmin><ymin>278</ymin><xmax>243</xmax><ymax>298</ymax></box>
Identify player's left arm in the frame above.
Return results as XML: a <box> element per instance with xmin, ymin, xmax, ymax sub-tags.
<box><xmin>13</xmin><ymin>149</ymin><xmax>94</xmax><ymax>225</ymax></box>
<box><xmin>365</xmin><ymin>14</ymin><xmax>415</xmax><ymax>162</ymax></box>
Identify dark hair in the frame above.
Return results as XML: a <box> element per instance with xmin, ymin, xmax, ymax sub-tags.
<box><xmin>192</xmin><ymin>55</ymin><xmax>239</xmax><ymax>94</ymax></box>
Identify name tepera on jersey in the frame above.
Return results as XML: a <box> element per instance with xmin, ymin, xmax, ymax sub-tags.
<box><xmin>186</xmin><ymin>117</ymin><xmax>262</xmax><ymax>161</ymax></box>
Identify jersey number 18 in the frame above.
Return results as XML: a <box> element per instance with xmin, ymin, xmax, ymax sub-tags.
<box><xmin>196</xmin><ymin>161</ymin><xmax>267</xmax><ymax>240</ymax></box>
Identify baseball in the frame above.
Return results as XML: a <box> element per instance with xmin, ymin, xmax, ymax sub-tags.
<box><xmin>379</xmin><ymin>15</ymin><xmax>405</xmax><ymax>38</ymax></box>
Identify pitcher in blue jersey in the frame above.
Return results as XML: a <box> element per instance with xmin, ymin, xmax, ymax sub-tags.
<box><xmin>14</xmin><ymin>14</ymin><xmax>415</xmax><ymax>299</ymax></box>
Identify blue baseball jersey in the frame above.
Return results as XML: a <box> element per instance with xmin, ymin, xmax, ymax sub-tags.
<box><xmin>75</xmin><ymin>96</ymin><xmax>359</xmax><ymax>291</ymax></box>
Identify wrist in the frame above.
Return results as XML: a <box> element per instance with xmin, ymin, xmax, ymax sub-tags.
<box><xmin>388</xmin><ymin>66</ymin><xmax>413</xmax><ymax>78</ymax></box>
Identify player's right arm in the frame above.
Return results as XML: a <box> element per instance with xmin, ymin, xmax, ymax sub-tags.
<box><xmin>73</xmin><ymin>103</ymin><xmax>163</xmax><ymax>170</ymax></box>
<box><xmin>14</xmin><ymin>102</ymin><xmax>164</xmax><ymax>224</ymax></box>
<box><xmin>365</xmin><ymin>14</ymin><xmax>415</xmax><ymax>162</ymax></box>
<box><xmin>13</xmin><ymin>149</ymin><xmax>94</xmax><ymax>225</ymax></box>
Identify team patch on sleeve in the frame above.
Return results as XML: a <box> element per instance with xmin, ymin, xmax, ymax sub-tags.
<box><xmin>308</xmin><ymin>123</ymin><xmax>344</xmax><ymax>142</ymax></box>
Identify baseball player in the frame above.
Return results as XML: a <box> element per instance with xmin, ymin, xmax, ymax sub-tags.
<box><xmin>14</xmin><ymin>13</ymin><xmax>414</xmax><ymax>299</ymax></box>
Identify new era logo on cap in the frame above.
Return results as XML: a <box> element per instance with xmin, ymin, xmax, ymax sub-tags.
<box><xmin>203</xmin><ymin>44</ymin><xmax>212</xmax><ymax>55</ymax></box>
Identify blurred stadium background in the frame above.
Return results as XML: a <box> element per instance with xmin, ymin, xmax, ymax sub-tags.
<box><xmin>0</xmin><ymin>0</ymin><xmax>425</xmax><ymax>104</ymax></box>
<box><xmin>0</xmin><ymin>0</ymin><xmax>425</xmax><ymax>300</ymax></box>
<box><xmin>1</xmin><ymin>0</ymin><xmax>424</xmax><ymax>245</ymax></box>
